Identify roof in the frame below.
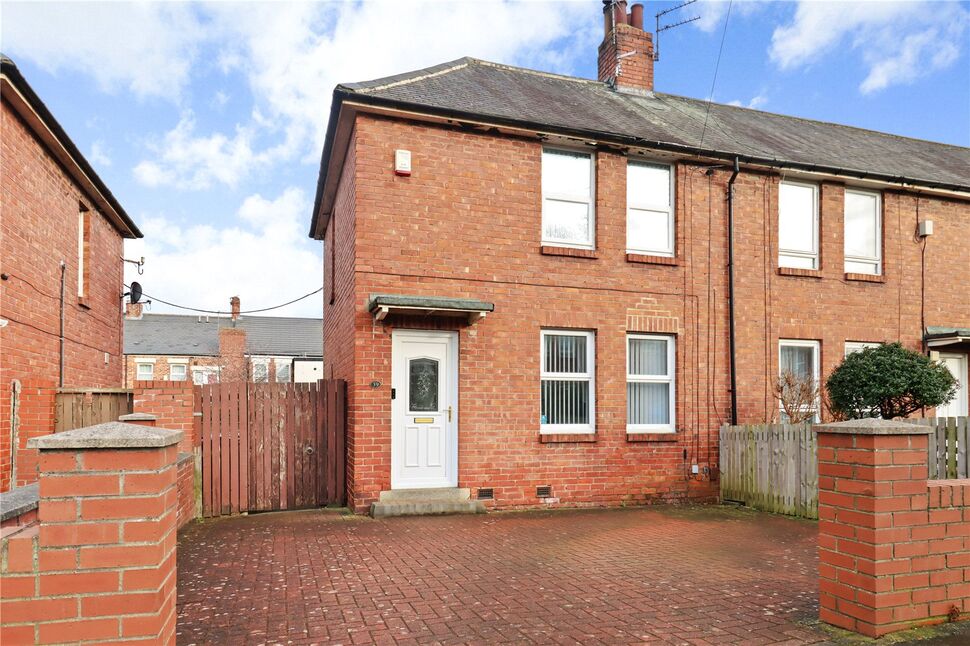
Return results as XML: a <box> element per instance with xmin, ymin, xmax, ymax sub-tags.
<box><xmin>311</xmin><ymin>57</ymin><xmax>970</xmax><ymax>237</ymax></box>
<box><xmin>124</xmin><ymin>313</ymin><xmax>323</xmax><ymax>357</ymax></box>
<box><xmin>1</xmin><ymin>54</ymin><xmax>141</xmax><ymax>238</ymax></box>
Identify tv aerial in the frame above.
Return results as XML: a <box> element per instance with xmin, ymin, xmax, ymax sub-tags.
<box><xmin>654</xmin><ymin>0</ymin><xmax>701</xmax><ymax>61</ymax></box>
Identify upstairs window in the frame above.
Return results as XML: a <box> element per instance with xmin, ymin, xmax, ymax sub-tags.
<box><xmin>627</xmin><ymin>334</ymin><xmax>676</xmax><ymax>433</ymax></box>
<box><xmin>541</xmin><ymin>149</ymin><xmax>595</xmax><ymax>249</ymax></box>
<box><xmin>540</xmin><ymin>330</ymin><xmax>595</xmax><ymax>433</ymax></box>
<box><xmin>844</xmin><ymin>189</ymin><xmax>882</xmax><ymax>275</ymax></box>
<box><xmin>627</xmin><ymin>161</ymin><xmax>674</xmax><ymax>256</ymax></box>
<box><xmin>778</xmin><ymin>181</ymin><xmax>818</xmax><ymax>269</ymax></box>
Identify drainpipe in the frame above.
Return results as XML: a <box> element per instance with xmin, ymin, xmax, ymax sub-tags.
<box><xmin>727</xmin><ymin>158</ymin><xmax>740</xmax><ymax>425</ymax></box>
<box><xmin>59</xmin><ymin>260</ymin><xmax>66</xmax><ymax>388</ymax></box>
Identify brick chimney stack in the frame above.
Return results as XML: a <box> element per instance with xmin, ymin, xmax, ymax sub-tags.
<box><xmin>598</xmin><ymin>1</ymin><xmax>654</xmax><ymax>94</ymax></box>
<box><xmin>125</xmin><ymin>302</ymin><xmax>143</xmax><ymax>319</ymax></box>
<box><xmin>230</xmin><ymin>296</ymin><xmax>241</xmax><ymax>321</ymax></box>
<box><xmin>218</xmin><ymin>326</ymin><xmax>247</xmax><ymax>382</ymax></box>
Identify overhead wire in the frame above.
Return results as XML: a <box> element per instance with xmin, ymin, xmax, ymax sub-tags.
<box><xmin>125</xmin><ymin>285</ymin><xmax>324</xmax><ymax>316</ymax></box>
<box><xmin>698</xmin><ymin>0</ymin><xmax>734</xmax><ymax>149</ymax></box>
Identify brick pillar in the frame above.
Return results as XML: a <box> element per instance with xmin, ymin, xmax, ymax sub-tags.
<box><xmin>816</xmin><ymin>418</ymin><xmax>968</xmax><ymax>637</ymax></box>
<box><xmin>0</xmin><ymin>422</ymin><xmax>181</xmax><ymax>644</ymax></box>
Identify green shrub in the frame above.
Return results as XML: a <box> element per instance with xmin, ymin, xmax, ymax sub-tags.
<box><xmin>825</xmin><ymin>342</ymin><xmax>957</xmax><ymax>419</ymax></box>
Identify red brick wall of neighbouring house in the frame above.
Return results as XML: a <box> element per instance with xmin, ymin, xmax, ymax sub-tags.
<box><xmin>0</xmin><ymin>98</ymin><xmax>126</xmax><ymax>492</ymax></box>
<box><xmin>816</xmin><ymin>423</ymin><xmax>969</xmax><ymax>637</ymax></box>
<box><xmin>124</xmin><ymin>355</ymin><xmax>222</xmax><ymax>388</ymax></box>
<box><xmin>322</xmin><ymin>112</ymin><xmax>970</xmax><ymax>513</ymax></box>
<box><xmin>217</xmin><ymin>328</ymin><xmax>247</xmax><ymax>383</ymax></box>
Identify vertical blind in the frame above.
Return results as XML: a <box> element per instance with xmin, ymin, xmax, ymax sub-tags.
<box><xmin>541</xmin><ymin>332</ymin><xmax>591</xmax><ymax>427</ymax></box>
<box><xmin>627</xmin><ymin>337</ymin><xmax>672</xmax><ymax>427</ymax></box>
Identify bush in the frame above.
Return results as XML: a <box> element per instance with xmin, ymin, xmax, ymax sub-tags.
<box><xmin>825</xmin><ymin>342</ymin><xmax>958</xmax><ymax>419</ymax></box>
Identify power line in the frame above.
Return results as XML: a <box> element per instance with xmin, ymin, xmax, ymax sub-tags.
<box><xmin>698</xmin><ymin>0</ymin><xmax>733</xmax><ymax>149</ymax></box>
<box><xmin>126</xmin><ymin>285</ymin><xmax>324</xmax><ymax>315</ymax></box>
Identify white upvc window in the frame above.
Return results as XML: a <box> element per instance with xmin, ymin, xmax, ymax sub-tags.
<box><xmin>779</xmin><ymin>339</ymin><xmax>820</xmax><ymax>422</ymax></box>
<box><xmin>252</xmin><ymin>359</ymin><xmax>269</xmax><ymax>383</ymax></box>
<box><xmin>192</xmin><ymin>366</ymin><xmax>220</xmax><ymax>385</ymax></box>
<box><xmin>845</xmin><ymin>341</ymin><xmax>880</xmax><ymax>357</ymax></box>
<box><xmin>275</xmin><ymin>359</ymin><xmax>292</xmax><ymax>383</ymax></box>
<box><xmin>778</xmin><ymin>180</ymin><xmax>819</xmax><ymax>269</ymax></box>
<box><xmin>540</xmin><ymin>330</ymin><xmax>595</xmax><ymax>433</ymax></box>
<box><xmin>844</xmin><ymin>188</ymin><xmax>882</xmax><ymax>275</ymax></box>
<box><xmin>541</xmin><ymin>148</ymin><xmax>595</xmax><ymax>249</ymax></box>
<box><xmin>627</xmin><ymin>334</ymin><xmax>676</xmax><ymax>433</ymax></box>
<box><xmin>627</xmin><ymin>161</ymin><xmax>674</xmax><ymax>256</ymax></box>
<box><xmin>77</xmin><ymin>208</ymin><xmax>89</xmax><ymax>298</ymax></box>
<box><xmin>136</xmin><ymin>360</ymin><xmax>154</xmax><ymax>380</ymax></box>
<box><xmin>167</xmin><ymin>360</ymin><xmax>188</xmax><ymax>381</ymax></box>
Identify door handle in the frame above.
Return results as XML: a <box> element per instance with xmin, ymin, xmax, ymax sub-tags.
<box><xmin>448</xmin><ymin>405</ymin><xmax>453</xmax><ymax>422</ymax></box>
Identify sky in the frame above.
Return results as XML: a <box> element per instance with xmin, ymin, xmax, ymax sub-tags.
<box><xmin>2</xmin><ymin>0</ymin><xmax>968</xmax><ymax>318</ymax></box>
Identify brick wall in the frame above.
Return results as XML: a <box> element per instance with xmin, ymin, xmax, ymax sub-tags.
<box><xmin>124</xmin><ymin>355</ymin><xmax>221</xmax><ymax>388</ymax></box>
<box><xmin>131</xmin><ymin>380</ymin><xmax>196</xmax><ymax>452</ymax></box>
<box><xmin>218</xmin><ymin>328</ymin><xmax>247</xmax><ymax>383</ymax></box>
<box><xmin>1</xmin><ymin>97</ymin><xmax>126</xmax><ymax>492</ymax></box>
<box><xmin>175</xmin><ymin>453</ymin><xmax>195</xmax><ymax>530</ymax></box>
<box><xmin>7</xmin><ymin>382</ymin><xmax>57</xmax><ymax>490</ymax></box>
<box><xmin>0</xmin><ymin>424</ymin><xmax>181</xmax><ymax>644</ymax></box>
<box><xmin>322</xmin><ymin>112</ymin><xmax>969</xmax><ymax>513</ymax></box>
<box><xmin>817</xmin><ymin>419</ymin><xmax>969</xmax><ymax>637</ymax></box>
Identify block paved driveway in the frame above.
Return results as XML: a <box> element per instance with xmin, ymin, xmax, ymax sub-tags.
<box><xmin>177</xmin><ymin>505</ymin><xmax>838</xmax><ymax>645</ymax></box>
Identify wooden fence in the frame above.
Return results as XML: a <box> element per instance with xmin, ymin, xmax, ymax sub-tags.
<box><xmin>719</xmin><ymin>423</ymin><xmax>818</xmax><ymax>520</ymax></box>
<box><xmin>196</xmin><ymin>380</ymin><xmax>346</xmax><ymax>517</ymax></box>
<box><xmin>55</xmin><ymin>388</ymin><xmax>133</xmax><ymax>432</ymax></box>
<box><xmin>908</xmin><ymin>417</ymin><xmax>968</xmax><ymax>480</ymax></box>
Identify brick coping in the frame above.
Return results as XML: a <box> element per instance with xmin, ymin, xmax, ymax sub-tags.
<box><xmin>0</xmin><ymin>483</ymin><xmax>39</xmax><ymax>523</ymax></box>
<box><xmin>814</xmin><ymin>418</ymin><xmax>933</xmax><ymax>435</ymax></box>
<box><xmin>27</xmin><ymin>422</ymin><xmax>182</xmax><ymax>449</ymax></box>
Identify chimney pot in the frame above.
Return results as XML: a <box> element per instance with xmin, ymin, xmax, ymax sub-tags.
<box><xmin>598</xmin><ymin>1</ymin><xmax>654</xmax><ymax>93</ymax></box>
<box><xmin>125</xmin><ymin>301</ymin><xmax>144</xmax><ymax>320</ymax></box>
<box><xmin>230</xmin><ymin>296</ymin><xmax>241</xmax><ymax>321</ymax></box>
<box><xmin>630</xmin><ymin>4</ymin><xmax>644</xmax><ymax>30</ymax></box>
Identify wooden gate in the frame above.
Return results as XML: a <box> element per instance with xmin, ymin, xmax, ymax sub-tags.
<box><xmin>55</xmin><ymin>388</ymin><xmax>133</xmax><ymax>432</ymax></box>
<box><xmin>196</xmin><ymin>380</ymin><xmax>346</xmax><ymax>517</ymax></box>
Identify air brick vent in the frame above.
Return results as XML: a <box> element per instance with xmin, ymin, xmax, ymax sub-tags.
<box><xmin>477</xmin><ymin>487</ymin><xmax>494</xmax><ymax>500</ymax></box>
<box><xmin>536</xmin><ymin>485</ymin><xmax>552</xmax><ymax>498</ymax></box>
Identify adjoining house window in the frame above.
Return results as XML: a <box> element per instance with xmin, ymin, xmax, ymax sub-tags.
<box><xmin>136</xmin><ymin>362</ymin><xmax>154</xmax><ymax>380</ymax></box>
<box><xmin>541</xmin><ymin>148</ymin><xmax>595</xmax><ymax>249</ymax></box>
<box><xmin>627</xmin><ymin>161</ymin><xmax>674</xmax><ymax>256</ymax></box>
<box><xmin>779</xmin><ymin>340</ymin><xmax>820</xmax><ymax>422</ymax></box>
<box><xmin>77</xmin><ymin>205</ymin><xmax>90</xmax><ymax>298</ymax></box>
<box><xmin>627</xmin><ymin>334</ymin><xmax>676</xmax><ymax>433</ymax></box>
<box><xmin>844</xmin><ymin>189</ymin><xmax>882</xmax><ymax>275</ymax></box>
<box><xmin>778</xmin><ymin>181</ymin><xmax>819</xmax><ymax>269</ymax></box>
<box><xmin>252</xmin><ymin>359</ymin><xmax>269</xmax><ymax>383</ymax></box>
<box><xmin>169</xmin><ymin>364</ymin><xmax>187</xmax><ymax>381</ymax></box>
<box><xmin>192</xmin><ymin>367</ymin><xmax>220</xmax><ymax>385</ymax></box>
<box><xmin>276</xmin><ymin>359</ymin><xmax>292</xmax><ymax>383</ymax></box>
<box><xmin>844</xmin><ymin>341</ymin><xmax>880</xmax><ymax>357</ymax></box>
<box><xmin>540</xmin><ymin>330</ymin><xmax>595</xmax><ymax>433</ymax></box>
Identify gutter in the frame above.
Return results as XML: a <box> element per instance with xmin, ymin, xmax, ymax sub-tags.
<box><xmin>726</xmin><ymin>158</ymin><xmax>740</xmax><ymax>426</ymax></box>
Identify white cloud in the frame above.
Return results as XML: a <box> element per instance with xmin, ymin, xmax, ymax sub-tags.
<box><xmin>694</xmin><ymin>0</ymin><xmax>763</xmax><ymax>33</ymax></box>
<box><xmin>124</xmin><ymin>188</ymin><xmax>322</xmax><ymax>318</ymax></box>
<box><xmin>1</xmin><ymin>1</ymin><xmax>203</xmax><ymax>100</ymax></box>
<box><xmin>90</xmin><ymin>140</ymin><xmax>111</xmax><ymax>167</ymax></box>
<box><xmin>727</xmin><ymin>94</ymin><xmax>767</xmax><ymax>109</ymax></box>
<box><xmin>131</xmin><ymin>0</ymin><xmax>595</xmax><ymax>190</ymax></box>
<box><xmin>770</xmin><ymin>1</ymin><xmax>969</xmax><ymax>94</ymax></box>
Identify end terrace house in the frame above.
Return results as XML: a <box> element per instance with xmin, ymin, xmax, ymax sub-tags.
<box><xmin>309</xmin><ymin>3</ymin><xmax>970</xmax><ymax>514</ymax></box>
<box><xmin>1</xmin><ymin>55</ymin><xmax>142</xmax><ymax>492</ymax></box>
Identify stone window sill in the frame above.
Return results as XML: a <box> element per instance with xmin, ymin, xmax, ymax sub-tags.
<box><xmin>540</xmin><ymin>246</ymin><xmax>598</xmax><ymax>259</ymax></box>
<box><xmin>627</xmin><ymin>433</ymin><xmax>679</xmax><ymax>443</ymax></box>
<box><xmin>626</xmin><ymin>253</ymin><xmax>679</xmax><ymax>266</ymax></box>
<box><xmin>845</xmin><ymin>272</ymin><xmax>885</xmax><ymax>283</ymax></box>
<box><xmin>539</xmin><ymin>433</ymin><xmax>597</xmax><ymax>443</ymax></box>
<box><xmin>777</xmin><ymin>267</ymin><xmax>822</xmax><ymax>279</ymax></box>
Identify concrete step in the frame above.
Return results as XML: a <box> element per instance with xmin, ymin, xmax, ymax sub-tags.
<box><xmin>371</xmin><ymin>488</ymin><xmax>486</xmax><ymax>518</ymax></box>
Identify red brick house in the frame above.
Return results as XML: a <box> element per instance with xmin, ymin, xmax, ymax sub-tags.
<box><xmin>309</xmin><ymin>4</ymin><xmax>970</xmax><ymax>514</ymax></box>
<box><xmin>0</xmin><ymin>55</ymin><xmax>142</xmax><ymax>491</ymax></box>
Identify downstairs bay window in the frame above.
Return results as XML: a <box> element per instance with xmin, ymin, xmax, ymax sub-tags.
<box><xmin>540</xmin><ymin>330</ymin><xmax>595</xmax><ymax>433</ymax></box>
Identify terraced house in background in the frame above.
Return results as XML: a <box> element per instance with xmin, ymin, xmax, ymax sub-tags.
<box><xmin>310</xmin><ymin>2</ymin><xmax>970</xmax><ymax>514</ymax></box>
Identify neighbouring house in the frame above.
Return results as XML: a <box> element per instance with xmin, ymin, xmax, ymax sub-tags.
<box><xmin>0</xmin><ymin>55</ymin><xmax>142</xmax><ymax>492</ymax></box>
<box><xmin>309</xmin><ymin>2</ymin><xmax>970</xmax><ymax>514</ymax></box>
<box><xmin>123</xmin><ymin>297</ymin><xmax>323</xmax><ymax>387</ymax></box>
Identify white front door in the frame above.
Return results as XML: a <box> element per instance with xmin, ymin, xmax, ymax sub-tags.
<box><xmin>939</xmin><ymin>353</ymin><xmax>968</xmax><ymax>417</ymax></box>
<box><xmin>391</xmin><ymin>330</ymin><xmax>458</xmax><ymax>489</ymax></box>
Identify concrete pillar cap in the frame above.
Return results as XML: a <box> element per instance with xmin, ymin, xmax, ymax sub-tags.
<box><xmin>28</xmin><ymin>422</ymin><xmax>182</xmax><ymax>450</ymax></box>
<box><xmin>814</xmin><ymin>418</ymin><xmax>932</xmax><ymax>435</ymax></box>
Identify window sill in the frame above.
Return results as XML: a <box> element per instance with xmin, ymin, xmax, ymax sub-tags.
<box><xmin>540</xmin><ymin>245</ymin><xmax>597</xmax><ymax>259</ymax></box>
<box><xmin>626</xmin><ymin>253</ymin><xmax>679</xmax><ymax>266</ymax></box>
<box><xmin>845</xmin><ymin>272</ymin><xmax>885</xmax><ymax>283</ymax></box>
<box><xmin>77</xmin><ymin>297</ymin><xmax>90</xmax><ymax>309</ymax></box>
<box><xmin>539</xmin><ymin>433</ymin><xmax>596</xmax><ymax>443</ymax></box>
<box><xmin>627</xmin><ymin>432</ymin><xmax>678</xmax><ymax>443</ymax></box>
<box><xmin>777</xmin><ymin>267</ymin><xmax>821</xmax><ymax>279</ymax></box>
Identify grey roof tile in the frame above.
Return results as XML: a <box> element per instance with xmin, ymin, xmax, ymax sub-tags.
<box><xmin>124</xmin><ymin>314</ymin><xmax>322</xmax><ymax>357</ymax></box>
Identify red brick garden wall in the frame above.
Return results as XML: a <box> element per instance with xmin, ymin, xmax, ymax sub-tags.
<box><xmin>132</xmin><ymin>380</ymin><xmax>196</xmax><ymax>452</ymax></box>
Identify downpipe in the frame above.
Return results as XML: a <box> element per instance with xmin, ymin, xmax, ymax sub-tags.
<box><xmin>727</xmin><ymin>157</ymin><xmax>740</xmax><ymax>426</ymax></box>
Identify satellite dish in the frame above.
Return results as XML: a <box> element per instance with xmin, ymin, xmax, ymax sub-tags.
<box><xmin>130</xmin><ymin>282</ymin><xmax>143</xmax><ymax>304</ymax></box>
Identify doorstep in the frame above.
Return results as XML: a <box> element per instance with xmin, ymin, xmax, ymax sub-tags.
<box><xmin>371</xmin><ymin>487</ymin><xmax>486</xmax><ymax>518</ymax></box>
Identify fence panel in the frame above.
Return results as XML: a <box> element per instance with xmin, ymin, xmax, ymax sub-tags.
<box><xmin>719</xmin><ymin>423</ymin><xmax>817</xmax><ymax>520</ymax></box>
<box><xmin>54</xmin><ymin>389</ymin><xmax>132</xmax><ymax>432</ymax></box>
<box><xmin>907</xmin><ymin>416</ymin><xmax>968</xmax><ymax>480</ymax></box>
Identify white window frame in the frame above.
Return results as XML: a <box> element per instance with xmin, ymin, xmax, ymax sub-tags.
<box><xmin>541</xmin><ymin>147</ymin><xmax>596</xmax><ymax>250</ymax></box>
<box><xmin>135</xmin><ymin>359</ymin><xmax>155</xmax><ymax>380</ymax></box>
<box><xmin>191</xmin><ymin>366</ymin><xmax>220</xmax><ymax>385</ymax></box>
<box><xmin>251</xmin><ymin>358</ymin><xmax>270</xmax><ymax>383</ymax></box>
<box><xmin>844</xmin><ymin>341</ymin><xmax>880</xmax><ymax>358</ymax></box>
<box><xmin>539</xmin><ymin>329</ymin><xmax>595</xmax><ymax>434</ymax></box>
<box><xmin>778</xmin><ymin>339</ymin><xmax>820</xmax><ymax>422</ymax></box>
<box><xmin>778</xmin><ymin>180</ymin><xmax>819</xmax><ymax>270</ymax></box>
<box><xmin>274</xmin><ymin>357</ymin><xmax>292</xmax><ymax>383</ymax></box>
<box><xmin>168</xmin><ymin>363</ymin><xmax>188</xmax><ymax>381</ymax></box>
<box><xmin>77</xmin><ymin>210</ymin><xmax>87</xmax><ymax>297</ymax></box>
<box><xmin>626</xmin><ymin>160</ymin><xmax>675</xmax><ymax>257</ymax></box>
<box><xmin>626</xmin><ymin>334</ymin><xmax>676</xmax><ymax>433</ymax></box>
<box><xmin>843</xmin><ymin>188</ymin><xmax>882</xmax><ymax>275</ymax></box>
